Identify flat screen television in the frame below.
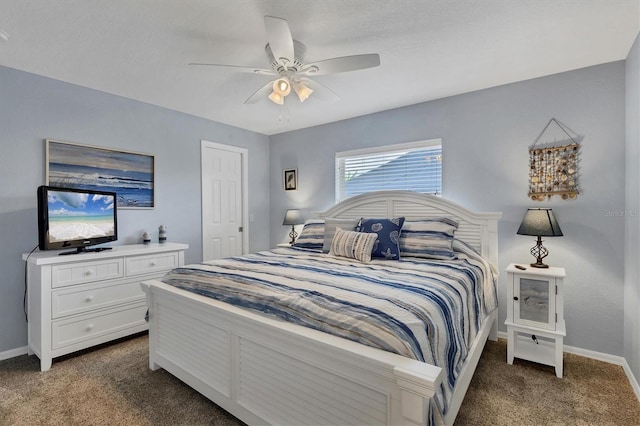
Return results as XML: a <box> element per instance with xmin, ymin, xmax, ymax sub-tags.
<box><xmin>37</xmin><ymin>185</ymin><xmax>118</xmax><ymax>255</ymax></box>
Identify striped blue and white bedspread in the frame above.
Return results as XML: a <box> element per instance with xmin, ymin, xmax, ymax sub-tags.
<box><xmin>160</xmin><ymin>240</ymin><xmax>497</xmax><ymax>416</ymax></box>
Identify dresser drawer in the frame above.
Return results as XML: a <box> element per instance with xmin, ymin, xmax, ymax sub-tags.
<box><xmin>126</xmin><ymin>252</ymin><xmax>179</xmax><ymax>276</ymax></box>
<box><xmin>52</xmin><ymin>302</ymin><xmax>147</xmax><ymax>350</ymax></box>
<box><xmin>51</xmin><ymin>258</ymin><xmax>124</xmax><ymax>288</ymax></box>
<box><xmin>52</xmin><ymin>280</ymin><xmax>145</xmax><ymax>319</ymax></box>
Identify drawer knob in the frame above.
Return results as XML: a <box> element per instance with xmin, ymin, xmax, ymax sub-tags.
<box><xmin>85</xmin><ymin>270</ymin><xmax>93</xmax><ymax>276</ymax></box>
<box><xmin>86</xmin><ymin>295</ymin><xmax>95</xmax><ymax>302</ymax></box>
<box><xmin>86</xmin><ymin>324</ymin><xmax>95</xmax><ymax>331</ymax></box>
<box><xmin>513</xmin><ymin>297</ymin><xmax>519</xmax><ymax>301</ymax></box>
<box><xmin>149</xmin><ymin>262</ymin><xmax>157</xmax><ymax>267</ymax></box>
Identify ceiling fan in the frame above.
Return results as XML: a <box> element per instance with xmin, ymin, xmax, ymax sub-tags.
<box><xmin>189</xmin><ymin>16</ymin><xmax>381</xmax><ymax>105</ymax></box>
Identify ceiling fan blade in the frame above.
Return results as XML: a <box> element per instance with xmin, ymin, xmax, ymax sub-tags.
<box><xmin>189</xmin><ymin>63</ymin><xmax>275</xmax><ymax>75</ymax></box>
<box><xmin>300</xmin><ymin>53</ymin><xmax>380</xmax><ymax>75</ymax></box>
<box><xmin>244</xmin><ymin>80</ymin><xmax>275</xmax><ymax>104</ymax></box>
<box><xmin>264</xmin><ymin>16</ymin><xmax>295</xmax><ymax>66</ymax></box>
<box><xmin>301</xmin><ymin>78</ymin><xmax>339</xmax><ymax>102</ymax></box>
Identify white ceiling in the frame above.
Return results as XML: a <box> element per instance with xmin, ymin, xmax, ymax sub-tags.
<box><xmin>1</xmin><ymin>1</ymin><xmax>638</xmax><ymax>135</ymax></box>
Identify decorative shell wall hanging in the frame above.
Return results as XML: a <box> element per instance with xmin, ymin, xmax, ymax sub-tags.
<box><xmin>528</xmin><ymin>118</ymin><xmax>581</xmax><ymax>201</ymax></box>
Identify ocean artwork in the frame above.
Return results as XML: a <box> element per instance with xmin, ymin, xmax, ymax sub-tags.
<box><xmin>519</xmin><ymin>278</ymin><xmax>549</xmax><ymax>323</ymax></box>
<box><xmin>47</xmin><ymin>140</ymin><xmax>154</xmax><ymax>208</ymax></box>
<box><xmin>48</xmin><ymin>190</ymin><xmax>115</xmax><ymax>242</ymax></box>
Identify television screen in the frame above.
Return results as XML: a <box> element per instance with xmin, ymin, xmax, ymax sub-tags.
<box><xmin>38</xmin><ymin>186</ymin><xmax>118</xmax><ymax>254</ymax></box>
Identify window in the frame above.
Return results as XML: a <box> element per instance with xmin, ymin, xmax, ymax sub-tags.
<box><xmin>335</xmin><ymin>139</ymin><xmax>442</xmax><ymax>203</ymax></box>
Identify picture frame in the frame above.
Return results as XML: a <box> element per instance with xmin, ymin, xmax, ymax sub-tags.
<box><xmin>283</xmin><ymin>169</ymin><xmax>297</xmax><ymax>191</ymax></box>
<box><xmin>46</xmin><ymin>139</ymin><xmax>155</xmax><ymax>209</ymax></box>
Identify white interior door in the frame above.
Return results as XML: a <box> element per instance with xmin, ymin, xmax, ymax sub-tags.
<box><xmin>201</xmin><ymin>141</ymin><xmax>248</xmax><ymax>261</ymax></box>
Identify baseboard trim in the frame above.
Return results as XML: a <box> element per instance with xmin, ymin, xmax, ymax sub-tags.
<box><xmin>0</xmin><ymin>345</ymin><xmax>28</xmax><ymax>362</ymax></box>
<box><xmin>622</xmin><ymin>359</ymin><xmax>640</xmax><ymax>402</ymax></box>
<box><xmin>497</xmin><ymin>331</ymin><xmax>640</xmax><ymax>402</ymax></box>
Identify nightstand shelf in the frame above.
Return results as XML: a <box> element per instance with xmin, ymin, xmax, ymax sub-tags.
<box><xmin>505</xmin><ymin>264</ymin><xmax>566</xmax><ymax>378</ymax></box>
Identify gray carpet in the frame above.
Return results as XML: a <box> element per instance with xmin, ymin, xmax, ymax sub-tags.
<box><xmin>1</xmin><ymin>334</ymin><xmax>639</xmax><ymax>425</ymax></box>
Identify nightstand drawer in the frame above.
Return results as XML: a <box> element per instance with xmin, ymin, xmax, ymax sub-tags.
<box><xmin>512</xmin><ymin>330</ymin><xmax>556</xmax><ymax>366</ymax></box>
<box><xmin>126</xmin><ymin>252</ymin><xmax>179</xmax><ymax>276</ymax></box>
<box><xmin>52</xmin><ymin>302</ymin><xmax>147</xmax><ymax>349</ymax></box>
<box><xmin>52</xmin><ymin>258</ymin><xmax>124</xmax><ymax>288</ymax></box>
<box><xmin>52</xmin><ymin>280</ymin><xmax>145</xmax><ymax>319</ymax></box>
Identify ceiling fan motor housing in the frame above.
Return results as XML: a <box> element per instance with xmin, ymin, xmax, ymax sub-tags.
<box><xmin>265</xmin><ymin>40</ymin><xmax>306</xmax><ymax>74</ymax></box>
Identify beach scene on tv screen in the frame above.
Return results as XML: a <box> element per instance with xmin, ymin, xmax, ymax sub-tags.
<box><xmin>48</xmin><ymin>191</ymin><xmax>115</xmax><ymax>243</ymax></box>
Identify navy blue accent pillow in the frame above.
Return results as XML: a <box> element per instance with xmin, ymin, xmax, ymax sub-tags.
<box><xmin>356</xmin><ymin>217</ymin><xmax>405</xmax><ymax>259</ymax></box>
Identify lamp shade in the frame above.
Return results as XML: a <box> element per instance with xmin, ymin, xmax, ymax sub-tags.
<box><xmin>516</xmin><ymin>208</ymin><xmax>563</xmax><ymax>237</ymax></box>
<box><xmin>294</xmin><ymin>80</ymin><xmax>313</xmax><ymax>103</ymax></box>
<box><xmin>283</xmin><ymin>209</ymin><xmax>303</xmax><ymax>226</ymax></box>
<box><xmin>273</xmin><ymin>77</ymin><xmax>291</xmax><ymax>97</ymax></box>
<box><xmin>268</xmin><ymin>91</ymin><xmax>285</xmax><ymax>105</ymax></box>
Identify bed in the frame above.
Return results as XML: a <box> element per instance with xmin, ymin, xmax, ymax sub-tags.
<box><xmin>141</xmin><ymin>191</ymin><xmax>501</xmax><ymax>425</ymax></box>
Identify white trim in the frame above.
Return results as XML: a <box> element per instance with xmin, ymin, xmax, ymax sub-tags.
<box><xmin>563</xmin><ymin>343</ymin><xmax>625</xmax><ymax>365</ymax></box>
<box><xmin>335</xmin><ymin>138</ymin><xmax>442</xmax><ymax>159</ymax></box>
<box><xmin>498</xmin><ymin>331</ymin><xmax>640</xmax><ymax>402</ymax></box>
<box><xmin>623</xmin><ymin>359</ymin><xmax>640</xmax><ymax>402</ymax></box>
<box><xmin>200</xmin><ymin>140</ymin><xmax>249</xmax><ymax>256</ymax></box>
<box><xmin>0</xmin><ymin>345</ymin><xmax>28</xmax><ymax>361</ymax></box>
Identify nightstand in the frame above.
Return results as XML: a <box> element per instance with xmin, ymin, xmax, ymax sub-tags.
<box><xmin>505</xmin><ymin>264</ymin><xmax>566</xmax><ymax>378</ymax></box>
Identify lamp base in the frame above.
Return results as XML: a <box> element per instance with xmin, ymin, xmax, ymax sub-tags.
<box><xmin>288</xmin><ymin>225</ymin><xmax>298</xmax><ymax>245</ymax></box>
<box><xmin>530</xmin><ymin>262</ymin><xmax>550</xmax><ymax>269</ymax></box>
<box><xmin>529</xmin><ymin>236</ymin><xmax>550</xmax><ymax>268</ymax></box>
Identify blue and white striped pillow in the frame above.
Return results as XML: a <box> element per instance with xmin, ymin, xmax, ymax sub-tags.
<box><xmin>291</xmin><ymin>220</ymin><xmax>324</xmax><ymax>252</ymax></box>
<box><xmin>329</xmin><ymin>227</ymin><xmax>378</xmax><ymax>263</ymax></box>
<box><xmin>399</xmin><ymin>218</ymin><xmax>459</xmax><ymax>260</ymax></box>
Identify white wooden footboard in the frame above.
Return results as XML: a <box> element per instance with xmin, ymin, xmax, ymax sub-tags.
<box><xmin>142</xmin><ymin>280</ymin><xmax>445</xmax><ymax>426</ymax></box>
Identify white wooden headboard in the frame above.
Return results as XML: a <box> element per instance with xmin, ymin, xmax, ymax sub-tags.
<box><xmin>319</xmin><ymin>191</ymin><xmax>502</xmax><ymax>268</ymax></box>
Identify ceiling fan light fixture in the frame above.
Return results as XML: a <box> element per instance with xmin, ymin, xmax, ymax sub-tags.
<box><xmin>294</xmin><ymin>81</ymin><xmax>313</xmax><ymax>103</ymax></box>
<box><xmin>268</xmin><ymin>91</ymin><xmax>285</xmax><ymax>105</ymax></box>
<box><xmin>190</xmin><ymin>16</ymin><xmax>380</xmax><ymax>106</ymax></box>
<box><xmin>272</xmin><ymin>77</ymin><xmax>291</xmax><ymax>97</ymax></box>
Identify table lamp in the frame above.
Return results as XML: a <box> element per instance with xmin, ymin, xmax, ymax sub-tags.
<box><xmin>516</xmin><ymin>208</ymin><xmax>563</xmax><ymax>268</ymax></box>
<box><xmin>283</xmin><ymin>209</ymin><xmax>303</xmax><ymax>244</ymax></box>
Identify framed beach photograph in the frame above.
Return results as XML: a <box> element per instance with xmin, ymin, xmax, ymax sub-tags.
<box><xmin>283</xmin><ymin>169</ymin><xmax>297</xmax><ymax>191</ymax></box>
<box><xmin>46</xmin><ymin>139</ymin><xmax>155</xmax><ymax>209</ymax></box>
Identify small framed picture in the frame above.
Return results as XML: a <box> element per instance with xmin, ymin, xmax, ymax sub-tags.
<box><xmin>283</xmin><ymin>169</ymin><xmax>297</xmax><ymax>191</ymax></box>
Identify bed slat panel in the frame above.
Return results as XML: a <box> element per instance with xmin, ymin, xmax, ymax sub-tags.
<box><xmin>238</xmin><ymin>338</ymin><xmax>389</xmax><ymax>426</ymax></box>
<box><xmin>157</xmin><ymin>304</ymin><xmax>232</xmax><ymax>397</ymax></box>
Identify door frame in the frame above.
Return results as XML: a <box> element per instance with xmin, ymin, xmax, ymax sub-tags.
<box><xmin>200</xmin><ymin>140</ymin><xmax>249</xmax><ymax>258</ymax></box>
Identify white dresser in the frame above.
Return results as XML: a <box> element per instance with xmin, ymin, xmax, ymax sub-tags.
<box><xmin>23</xmin><ymin>243</ymin><xmax>188</xmax><ymax>371</ymax></box>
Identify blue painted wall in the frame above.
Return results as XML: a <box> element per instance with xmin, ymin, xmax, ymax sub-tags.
<box><xmin>270</xmin><ymin>62</ymin><xmax>627</xmax><ymax>356</ymax></box>
<box><xmin>0</xmin><ymin>65</ymin><xmax>271</xmax><ymax>353</ymax></box>
<box><xmin>1</xmin><ymin>56</ymin><xmax>636</xmax><ymax>373</ymax></box>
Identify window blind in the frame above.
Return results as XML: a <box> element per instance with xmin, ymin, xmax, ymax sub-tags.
<box><xmin>335</xmin><ymin>140</ymin><xmax>442</xmax><ymax>203</ymax></box>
